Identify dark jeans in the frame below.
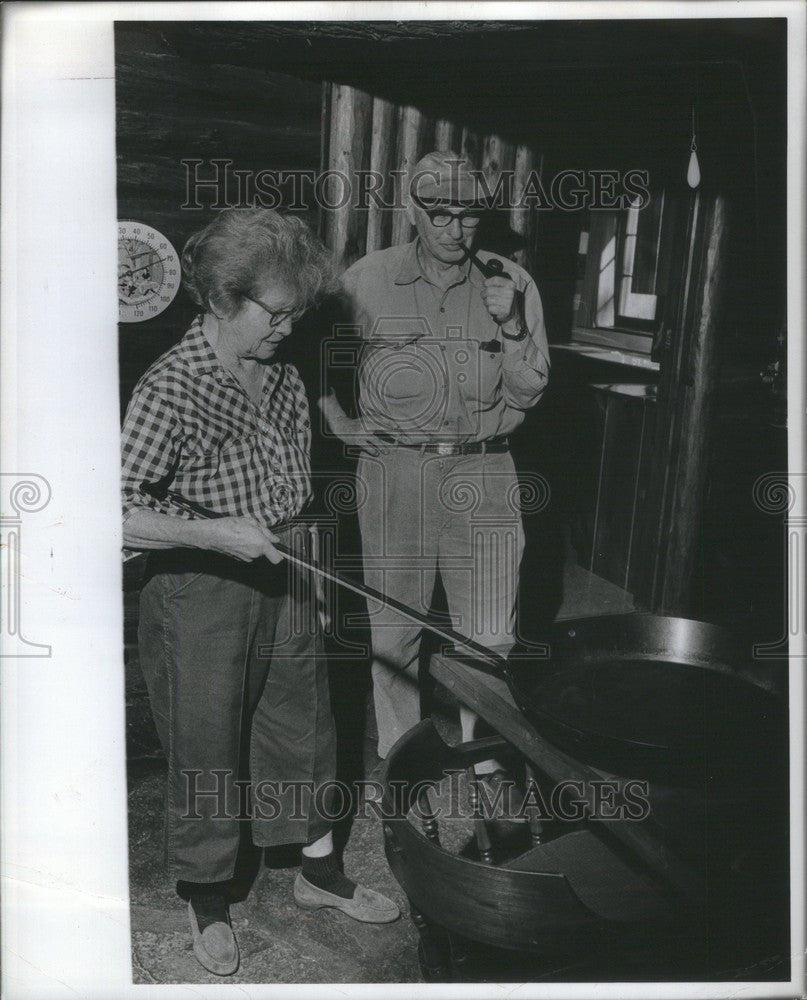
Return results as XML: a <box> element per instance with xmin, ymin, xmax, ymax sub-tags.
<box><xmin>137</xmin><ymin>525</ymin><xmax>336</xmax><ymax>883</ymax></box>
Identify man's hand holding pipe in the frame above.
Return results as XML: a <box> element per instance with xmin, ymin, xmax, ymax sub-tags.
<box><xmin>481</xmin><ymin>274</ymin><xmax>517</xmax><ymax>325</ymax></box>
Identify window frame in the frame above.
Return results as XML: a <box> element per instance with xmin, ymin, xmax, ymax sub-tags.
<box><xmin>571</xmin><ymin>190</ymin><xmax>676</xmax><ymax>357</ymax></box>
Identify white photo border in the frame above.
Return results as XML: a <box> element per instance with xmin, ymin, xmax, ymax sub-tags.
<box><xmin>1</xmin><ymin>2</ymin><xmax>804</xmax><ymax>998</ymax></box>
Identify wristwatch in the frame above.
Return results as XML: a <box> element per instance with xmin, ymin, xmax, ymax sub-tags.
<box><xmin>501</xmin><ymin>290</ymin><xmax>528</xmax><ymax>341</ymax></box>
<box><xmin>501</xmin><ymin>320</ymin><xmax>528</xmax><ymax>342</ymax></box>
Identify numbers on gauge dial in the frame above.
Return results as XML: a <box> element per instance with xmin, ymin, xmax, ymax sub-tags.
<box><xmin>118</xmin><ymin>222</ymin><xmax>180</xmax><ymax>322</ymax></box>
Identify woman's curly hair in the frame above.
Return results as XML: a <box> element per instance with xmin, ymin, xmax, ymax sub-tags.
<box><xmin>181</xmin><ymin>208</ymin><xmax>336</xmax><ymax>318</ymax></box>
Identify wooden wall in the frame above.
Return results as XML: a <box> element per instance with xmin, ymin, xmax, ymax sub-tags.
<box><xmin>115</xmin><ymin>23</ymin><xmax>323</xmax><ymax>408</ymax></box>
<box><xmin>321</xmin><ymin>82</ymin><xmax>540</xmax><ymax>275</ymax></box>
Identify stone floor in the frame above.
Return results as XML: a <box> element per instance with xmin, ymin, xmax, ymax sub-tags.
<box><xmin>128</xmin><ymin>759</ymin><xmax>423</xmax><ymax>984</ymax></box>
<box><xmin>123</xmin><ymin>549</ymin><xmax>636</xmax><ymax>985</ymax></box>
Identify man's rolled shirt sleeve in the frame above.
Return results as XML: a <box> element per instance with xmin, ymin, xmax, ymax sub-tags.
<box><xmin>500</xmin><ymin>278</ymin><xmax>551</xmax><ymax>410</ymax></box>
<box><xmin>121</xmin><ymin>386</ymin><xmax>183</xmax><ymax>521</ymax></box>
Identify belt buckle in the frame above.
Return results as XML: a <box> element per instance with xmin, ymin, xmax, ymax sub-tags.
<box><xmin>436</xmin><ymin>442</ymin><xmax>455</xmax><ymax>456</ymax></box>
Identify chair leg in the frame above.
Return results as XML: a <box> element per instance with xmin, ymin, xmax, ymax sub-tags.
<box><xmin>467</xmin><ymin>766</ymin><xmax>494</xmax><ymax>864</ymax></box>
<box><xmin>410</xmin><ymin>902</ymin><xmax>450</xmax><ymax>982</ymax></box>
<box><xmin>447</xmin><ymin>932</ymin><xmax>471</xmax><ymax>980</ymax></box>
<box><xmin>417</xmin><ymin>786</ymin><xmax>441</xmax><ymax>845</ymax></box>
<box><xmin>524</xmin><ymin>763</ymin><xmax>544</xmax><ymax>846</ymax></box>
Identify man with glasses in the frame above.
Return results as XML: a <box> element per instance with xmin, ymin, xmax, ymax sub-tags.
<box><xmin>320</xmin><ymin>151</ymin><xmax>550</xmax><ymax>804</ymax></box>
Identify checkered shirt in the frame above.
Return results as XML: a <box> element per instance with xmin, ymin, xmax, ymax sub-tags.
<box><xmin>121</xmin><ymin>316</ymin><xmax>312</xmax><ymax>530</ymax></box>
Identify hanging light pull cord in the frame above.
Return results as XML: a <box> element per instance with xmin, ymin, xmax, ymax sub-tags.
<box><xmin>687</xmin><ymin>105</ymin><xmax>701</xmax><ymax>189</ymax></box>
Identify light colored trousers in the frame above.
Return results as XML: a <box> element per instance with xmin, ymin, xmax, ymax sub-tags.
<box><xmin>356</xmin><ymin>447</ymin><xmax>524</xmax><ymax>757</ymax></box>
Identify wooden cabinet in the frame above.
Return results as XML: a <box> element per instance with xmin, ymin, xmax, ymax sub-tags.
<box><xmin>576</xmin><ymin>384</ymin><xmax>657</xmax><ymax>604</ymax></box>
<box><xmin>549</xmin><ymin>193</ymin><xmax>735</xmax><ymax>618</ymax></box>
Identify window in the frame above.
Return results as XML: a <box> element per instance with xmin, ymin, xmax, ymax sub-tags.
<box><xmin>573</xmin><ymin>191</ymin><xmax>673</xmax><ymax>356</ymax></box>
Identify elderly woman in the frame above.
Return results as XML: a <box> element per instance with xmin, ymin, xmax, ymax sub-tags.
<box><xmin>121</xmin><ymin>209</ymin><xmax>398</xmax><ymax>978</ymax></box>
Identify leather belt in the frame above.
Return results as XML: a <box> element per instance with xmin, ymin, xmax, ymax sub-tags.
<box><xmin>397</xmin><ymin>437</ymin><xmax>509</xmax><ymax>456</ymax></box>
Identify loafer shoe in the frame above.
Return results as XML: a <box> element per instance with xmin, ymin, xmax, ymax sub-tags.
<box><xmin>293</xmin><ymin>873</ymin><xmax>400</xmax><ymax>923</ymax></box>
<box><xmin>188</xmin><ymin>899</ymin><xmax>239</xmax><ymax>976</ymax></box>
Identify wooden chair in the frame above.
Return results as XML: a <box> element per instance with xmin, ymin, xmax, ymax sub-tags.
<box><xmin>379</xmin><ymin>720</ymin><xmax>678</xmax><ymax>981</ymax></box>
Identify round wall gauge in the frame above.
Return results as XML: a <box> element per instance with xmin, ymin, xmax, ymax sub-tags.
<box><xmin>118</xmin><ymin>221</ymin><xmax>181</xmax><ymax>323</ymax></box>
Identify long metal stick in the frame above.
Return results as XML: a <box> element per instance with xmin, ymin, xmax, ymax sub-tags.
<box><xmin>162</xmin><ymin>491</ymin><xmax>509</xmax><ymax>675</ymax></box>
<box><xmin>276</xmin><ymin>540</ymin><xmax>508</xmax><ymax>671</ymax></box>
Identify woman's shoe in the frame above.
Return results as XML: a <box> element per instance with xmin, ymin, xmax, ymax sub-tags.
<box><xmin>187</xmin><ymin>893</ymin><xmax>240</xmax><ymax>976</ymax></box>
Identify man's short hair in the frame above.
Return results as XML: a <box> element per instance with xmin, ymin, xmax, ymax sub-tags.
<box><xmin>409</xmin><ymin>150</ymin><xmax>481</xmax><ymax>207</ymax></box>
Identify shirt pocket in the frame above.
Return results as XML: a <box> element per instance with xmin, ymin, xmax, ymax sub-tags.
<box><xmin>466</xmin><ymin>341</ymin><xmax>502</xmax><ymax>408</ymax></box>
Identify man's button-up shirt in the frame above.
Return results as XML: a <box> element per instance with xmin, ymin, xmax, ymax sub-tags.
<box><xmin>121</xmin><ymin>316</ymin><xmax>312</xmax><ymax>529</ymax></box>
<box><xmin>342</xmin><ymin>240</ymin><xmax>550</xmax><ymax>443</ymax></box>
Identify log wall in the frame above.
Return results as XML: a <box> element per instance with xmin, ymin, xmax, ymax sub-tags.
<box><xmin>321</xmin><ymin>82</ymin><xmax>542</xmax><ymax>275</ymax></box>
<box><xmin>115</xmin><ymin>24</ymin><xmax>323</xmax><ymax>409</ymax></box>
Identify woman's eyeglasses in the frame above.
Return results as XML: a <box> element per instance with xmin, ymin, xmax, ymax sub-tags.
<box><xmin>243</xmin><ymin>294</ymin><xmax>297</xmax><ymax>328</ymax></box>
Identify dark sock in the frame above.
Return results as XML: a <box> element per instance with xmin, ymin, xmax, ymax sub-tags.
<box><xmin>179</xmin><ymin>881</ymin><xmax>231</xmax><ymax>933</ymax></box>
<box><xmin>301</xmin><ymin>851</ymin><xmax>356</xmax><ymax>899</ymax></box>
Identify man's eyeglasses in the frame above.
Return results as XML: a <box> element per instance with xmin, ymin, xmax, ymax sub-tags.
<box><xmin>243</xmin><ymin>293</ymin><xmax>297</xmax><ymax>329</ymax></box>
<box><xmin>413</xmin><ymin>198</ymin><xmax>483</xmax><ymax>229</ymax></box>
